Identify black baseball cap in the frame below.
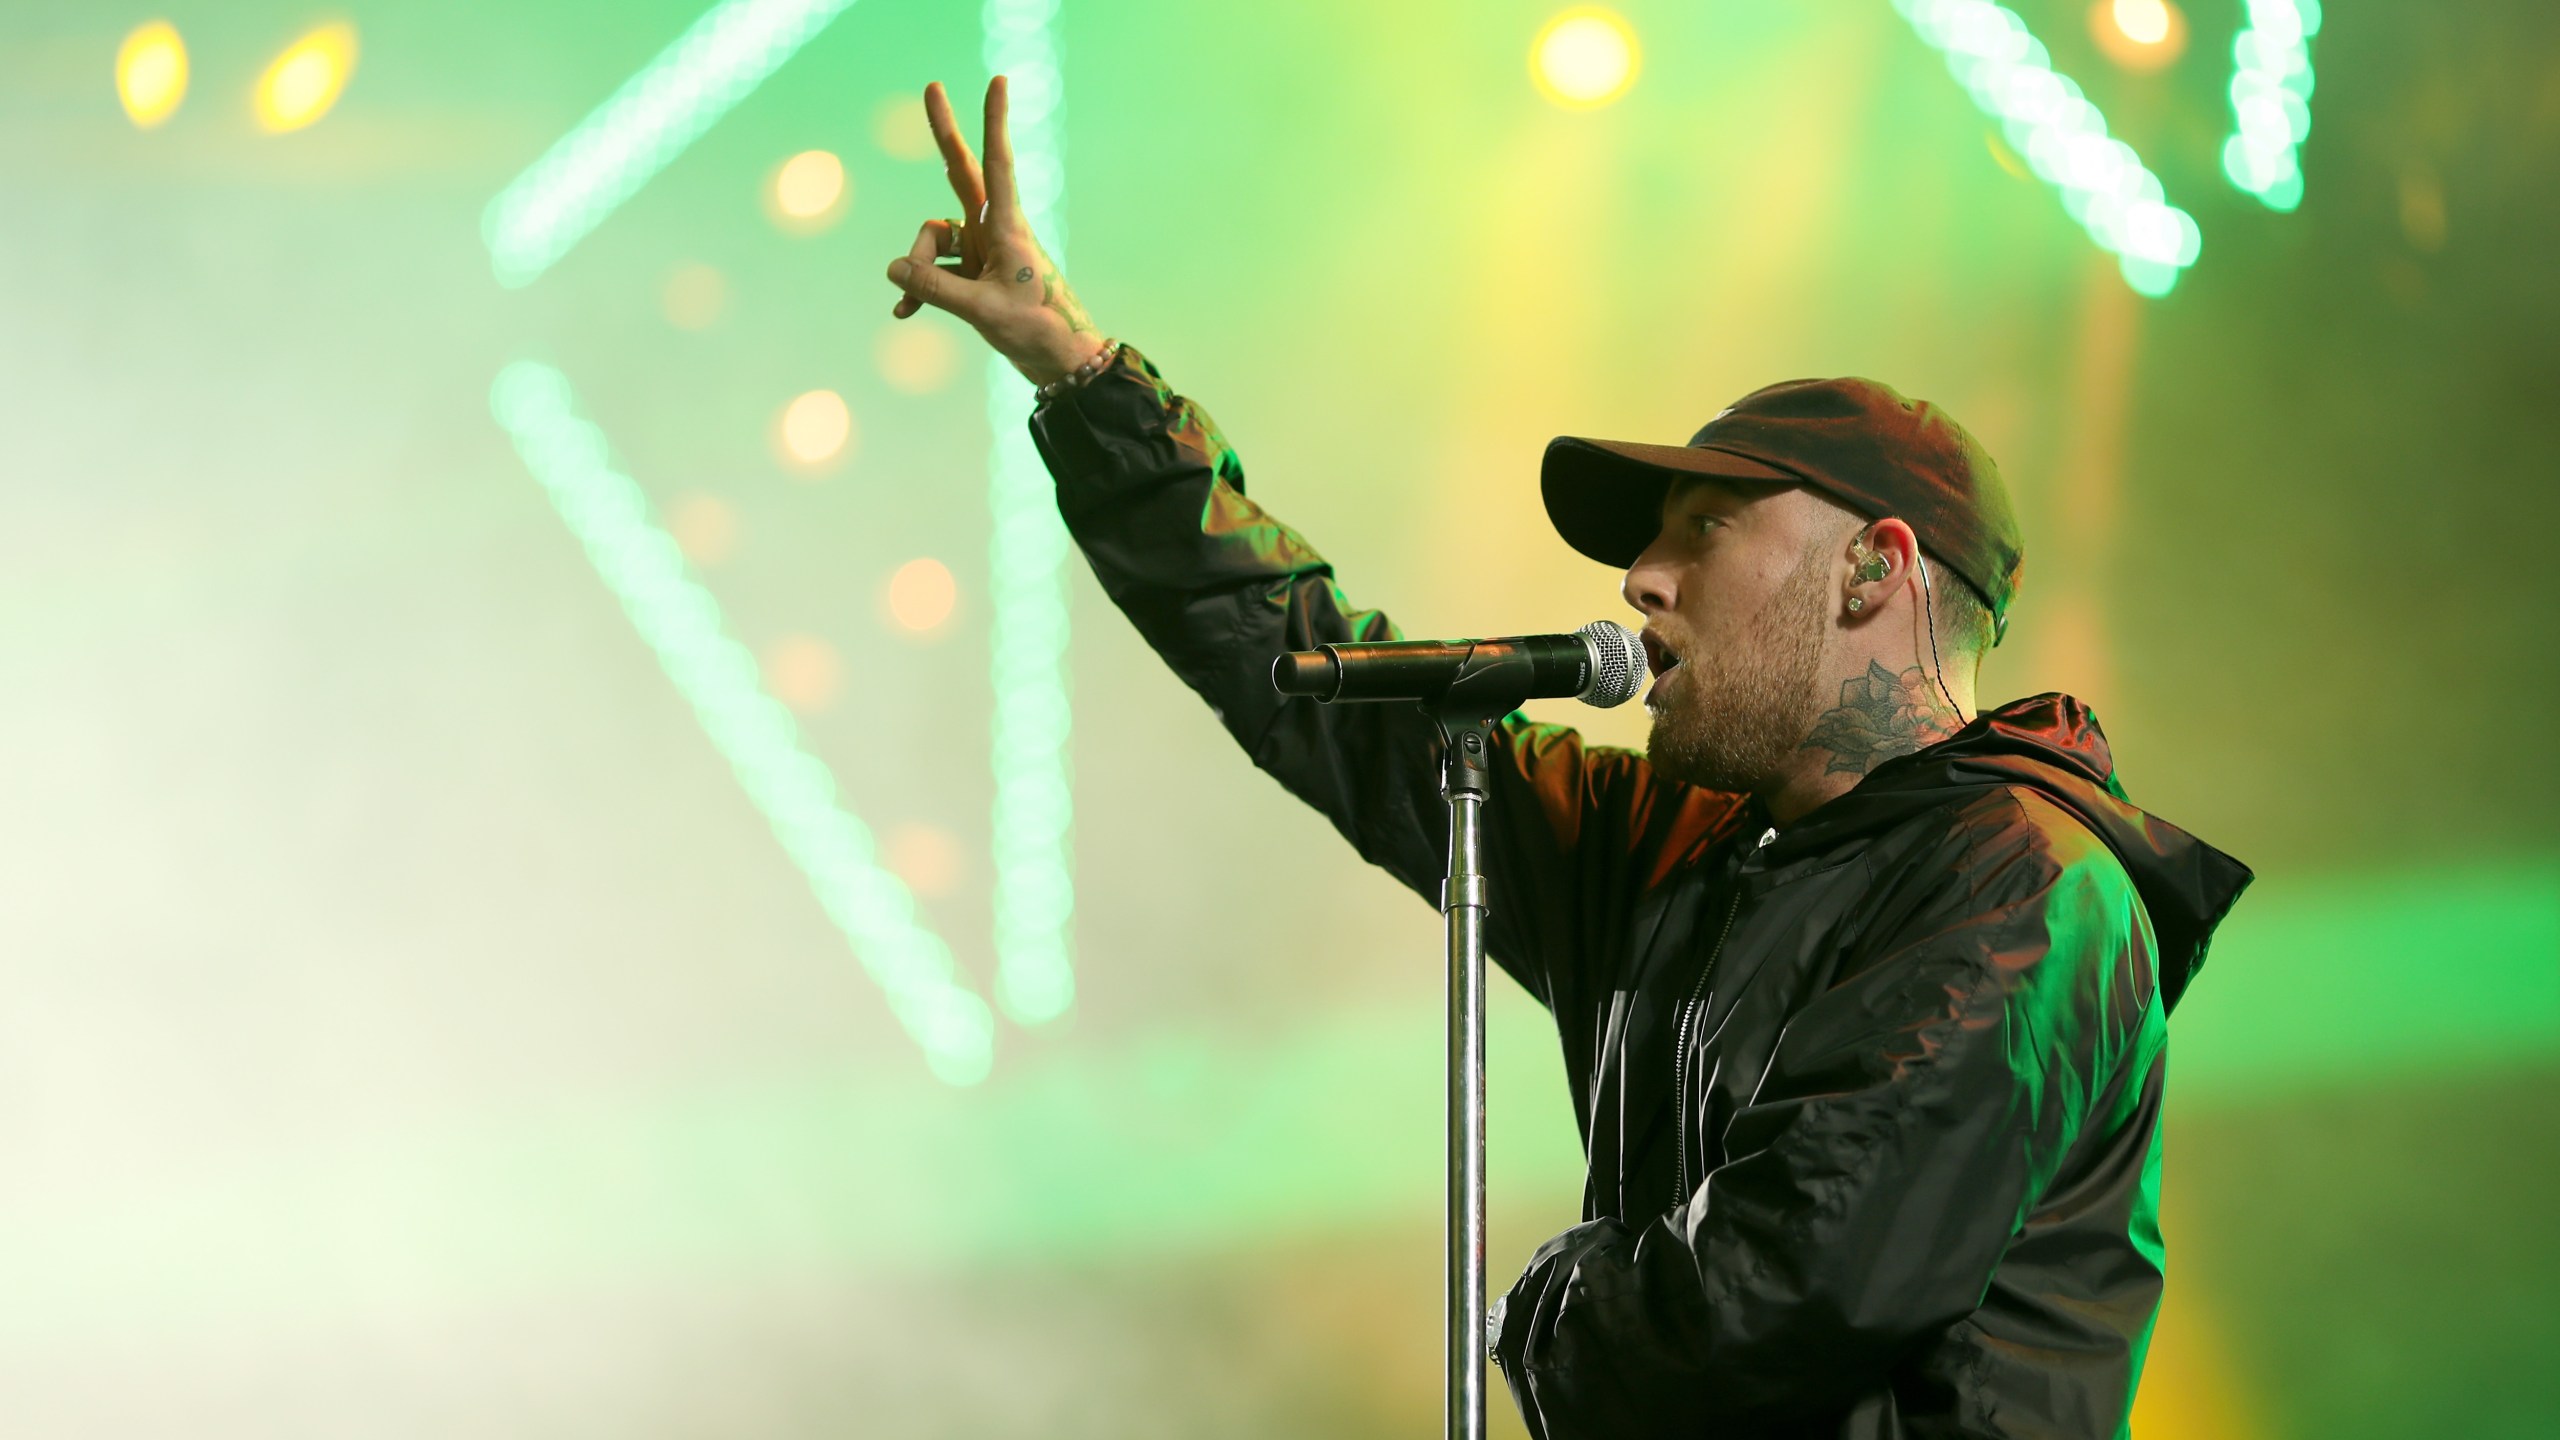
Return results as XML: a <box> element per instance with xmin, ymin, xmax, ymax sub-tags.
<box><xmin>1541</xmin><ymin>377</ymin><xmax>2024</xmax><ymax>641</ymax></box>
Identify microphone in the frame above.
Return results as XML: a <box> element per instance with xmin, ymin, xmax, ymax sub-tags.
<box><xmin>1273</xmin><ymin>620</ymin><xmax>1646</xmax><ymax>708</ymax></box>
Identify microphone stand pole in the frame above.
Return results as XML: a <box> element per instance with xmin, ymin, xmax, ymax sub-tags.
<box><xmin>1435</xmin><ymin>708</ymin><xmax>1497</xmax><ymax>1440</ymax></box>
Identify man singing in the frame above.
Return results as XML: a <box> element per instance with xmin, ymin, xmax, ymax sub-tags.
<box><xmin>884</xmin><ymin>79</ymin><xmax>2251</xmax><ymax>1439</ymax></box>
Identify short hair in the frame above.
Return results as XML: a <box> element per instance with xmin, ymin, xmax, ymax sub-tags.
<box><xmin>1926</xmin><ymin>557</ymin><xmax>1999</xmax><ymax>659</ymax></box>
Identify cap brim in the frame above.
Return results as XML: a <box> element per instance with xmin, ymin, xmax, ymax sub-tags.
<box><xmin>1540</xmin><ymin>437</ymin><xmax>1799</xmax><ymax>569</ymax></box>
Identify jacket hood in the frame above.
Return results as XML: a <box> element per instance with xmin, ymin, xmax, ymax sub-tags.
<box><xmin>1785</xmin><ymin>693</ymin><xmax>2252</xmax><ymax>1010</ymax></box>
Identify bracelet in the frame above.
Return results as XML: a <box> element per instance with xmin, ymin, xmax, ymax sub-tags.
<box><xmin>1033</xmin><ymin>338</ymin><xmax>1125</xmax><ymax>405</ymax></box>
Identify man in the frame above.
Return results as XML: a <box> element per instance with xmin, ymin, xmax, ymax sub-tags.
<box><xmin>884</xmin><ymin>79</ymin><xmax>2251</xmax><ymax>1438</ymax></box>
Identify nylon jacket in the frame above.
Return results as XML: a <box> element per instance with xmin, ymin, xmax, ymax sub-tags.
<box><xmin>1028</xmin><ymin>345</ymin><xmax>2253</xmax><ymax>1439</ymax></box>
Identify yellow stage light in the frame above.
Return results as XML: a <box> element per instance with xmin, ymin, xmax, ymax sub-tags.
<box><xmin>254</xmin><ymin>23</ymin><xmax>357</xmax><ymax>134</ymax></box>
<box><xmin>762</xmin><ymin>634</ymin><xmax>844</xmax><ymax>715</ymax></box>
<box><xmin>665</xmin><ymin>493</ymin><xmax>739</xmax><ymax>566</ymax></box>
<box><xmin>1532</xmin><ymin>7</ymin><xmax>1640</xmax><ymax>110</ymax></box>
<box><xmin>2090</xmin><ymin>0</ymin><xmax>2186</xmax><ymax>72</ymax></box>
<box><xmin>2112</xmin><ymin>0</ymin><xmax>2171</xmax><ymax>44</ymax></box>
<box><xmin>777</xmin><ymin>389</ymin><xmax>853</xmax><ymax>470</ymax></box>
<box><xmin>770</xmin><ymin>149</ymin><xmax>848</xmax><ymax>230</ymax></box>
<box><xmin>887</xmin><ymin>557</ymin><xmax>958</xmax><ymax>634</ymax></box>
<box><xmin>115</xmin><ymin>21</ymin><xmax>189</xmax><ymax>129</ymax></box>
<box><xmin>883</xmin><ymin>823</ymin><xmax>964</xmax><ymax>899</ymax></box>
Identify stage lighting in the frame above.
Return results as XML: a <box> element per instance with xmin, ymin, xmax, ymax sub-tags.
<box><xmin>2113</xmin><ymin>0</ymin><xmax>2168</xmax><ymax>45</ymax></box>
<box><xmin>884</xmin><ymin>823</ymin><xmax>964</xmax><ymax>899</ymax></box>
<box><xmin>984</xmin><ymin>0</ymin><xmax>1081</xmax><ymax>1028</ymax></box>
<box><xmin>769</xmin><ymin>148</ymin><xmax>848</xmax><ymax>229</ymax></box>
<box><xmin>1531</xmin><ymin>7</ymin><xmax>1641</xmax><ymax>110</ymax></box>
<box><xmin>2090</xmin><ymin>0</ymin><xmax>2185</xmax><ymax>72</ymax></box>
<box><xmin>887</xmin><ymin>557</ymin><xmax>958</xmax><ymax>634</ymax></box>
<box><xmin>778</xmin><ymin>389</ymin><xmax>853</xmax><ymax>469</ymax></box>
<box><xmin>115</xmin><ymin>21</ymin><xmax>188</xmax><ymax>129</ymax></box>
<box><xmin>2222</xmin><ymin>0</ymin><xmax>2320</xmax><ymax>211</ymax></box>
<box><xmin>1894</xmin><ymin>0</ymin><xmax>2201</xmax><ymax>295</ymax></box>
<box><xmin>253</xmin><ymin>23</ymin><xmax>357</xmax><ymax>134</ymax></box>
<box><xmin>489</xmin><ymin>360</ymin><xmax>994</xmax><ymax>1085</ymax></box>
<box><xmin>483</xmin><ymin>0</ymin><xmax>862</xmax><ymax>287</ymax></box>
<box><xmin>665</xmin><ymin>492</ymin><xmax>739</xmax><ymax>566</ymax></box>
<box><xmin>764</xmin><ymin>635</ymin><xmax>846</xmax><ymax>714</ymax></box>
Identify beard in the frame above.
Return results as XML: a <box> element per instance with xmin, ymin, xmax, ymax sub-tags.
<box><xmin>1644</xmin><ymin>540</ymin><xmax>1829</xmax><ymax>795</ymax></box>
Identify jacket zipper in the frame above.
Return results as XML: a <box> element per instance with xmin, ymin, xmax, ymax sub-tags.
<box><xmin>1674</xmin><ymin>828</ymin><xmax>1771</xmax><ymax>1200</ymax></box>
<box><xmin>1673</xmin><ymin>887</ymin><xmax>1744</xmax><ymax>1201</ymax></box>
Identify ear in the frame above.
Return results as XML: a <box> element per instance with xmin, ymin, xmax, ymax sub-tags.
<box><xmin>1844</xmin><ymin>516</ymin><xmax>1922</xmax><ymax>618</ymax></box>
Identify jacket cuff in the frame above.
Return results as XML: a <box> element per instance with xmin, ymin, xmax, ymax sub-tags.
<box><xmin>1025</xmin><ymin>341</ymin><xmax>1172</xmax><ymax>484</ymax></box>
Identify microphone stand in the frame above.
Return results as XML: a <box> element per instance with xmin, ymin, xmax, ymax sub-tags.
<box><xmin>1427</xmin><ymin>652</ymin><xmax>1540</xmax><ymax>1440</ymax></box>
<box><xmin>1436</xmin><ymin>707</ymin><xmax>1496</xmax><ymax>1440</ymax></box>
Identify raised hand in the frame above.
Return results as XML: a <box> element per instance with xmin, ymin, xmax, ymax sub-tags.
<box><xmin>886</xmin><ymin>77</ymin><xmax>1108</xmax><ymax>387</ymax></box>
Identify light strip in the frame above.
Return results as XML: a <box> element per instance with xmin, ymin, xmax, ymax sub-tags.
<box><xmin>490</xmin><ymin>361</ymin><xmax>995</xmax><ymax>1085</ymax></box>
<box><xmin>2222</xmin><ymin>0</ymin><xmax>2321</xmax><ymax>211</ymax></box>
<box><xmin>482</xmin><ymin>0</ymin><xmax>859</xmax><ymax>287</ymax></box>
<box><xmin>1892</xmin><ymin>0</ymin><xmax>2203</xmax><ymax>296</ymax></box>
<box><xmin>981</xmin><ymin>0</ymin><xmax>1077</xmax><ymax>1026</ymax></box>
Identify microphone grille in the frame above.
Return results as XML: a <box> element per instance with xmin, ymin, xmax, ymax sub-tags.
<box><xmin>1574</xmin><ymin>620</ymin><xmax>1646</xmax><ymax>709</ymax></box>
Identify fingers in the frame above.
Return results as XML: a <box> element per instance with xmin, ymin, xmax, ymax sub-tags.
<box><xmin>887</xmin><ymin>220</ymin><xmax>982</xmax><ymax>323</ymax></box>
<box><xmin>892</xmin><ymin>219</ymin><xmax>959</xmax><ymax>317</ymax></box>
<box><xmin>981</xmin><ymin>75</ymin><xmax>1020</xmax><ymax>231</ymax></box>
<box><xmin>923</xmin><ymin>80</ymin><xmax>988</xmax><ymax>219</ymax></box>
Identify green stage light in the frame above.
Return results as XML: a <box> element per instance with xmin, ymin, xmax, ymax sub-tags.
<box><xmin>982</xmin><ymin>0</ymin><xmax>1078</xmax><ymax>1027</ymax></box>
<box><xmin>1892</xmin><ymin>0</ymin><xmax>2202</xmax><ymax>295</ymax></box>
<box><xmin>489</xmin><ymin>361</ymin><xmax>996</xmax><ymax>1086</ymax></box>
<box><xmin>482</xmin><ymin>0</ymin><xmax>860</xmax><ymax>287</ymax></box>
<box><xmin>2222</xmin><ymin>0</ymin><xmax>2320</xmax><ymax>211</ymax></box>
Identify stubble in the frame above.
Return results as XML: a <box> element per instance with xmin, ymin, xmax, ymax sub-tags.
<box><xmin>1644</xmin><ymin>539</ymin><xmax>1831</xmax><ymax>795</ymax></box>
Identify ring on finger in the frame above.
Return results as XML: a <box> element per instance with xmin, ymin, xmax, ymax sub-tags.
<box><xmin>941</xmin><ymin>219</ymin><xmax>969</xmax><ymax>255</ymax></box>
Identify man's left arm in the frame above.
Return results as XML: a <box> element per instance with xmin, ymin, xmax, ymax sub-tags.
<box><xmin>1496</xmin><ymin>807</ymin><xmax>2161</xmax><ymax>1430</ymax></box>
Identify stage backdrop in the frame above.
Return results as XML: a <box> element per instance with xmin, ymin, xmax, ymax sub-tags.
<box><xmin>3</xmin><ymin>0</ymin><xmax>2554</xmax><ymax>1434</ymax></box>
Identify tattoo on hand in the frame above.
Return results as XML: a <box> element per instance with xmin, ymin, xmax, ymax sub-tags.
<box><xmin>1015</xmin><ymin>266</ymin><xmax>1034</xmax><ymax>283</ymax></box>
<box><xmin>1800</xmin><ymin>660</ymin><xmax>1958</xmax><ymax>775</ymax></box>
<box><xmin>1038</xmin><ymin>268</ymin><xmax>1100</xmax><ymax>336</ymax></box>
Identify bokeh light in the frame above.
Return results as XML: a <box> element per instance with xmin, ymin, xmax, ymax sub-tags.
<box><xmin>886</xmin><ymin>557</ymin><xmax>958</xmax><ymax>634</ymax></box>
<box><xmin>777</xmin><ymin>389</ymin><xmax>853</xmax><ymax>470</ymax></box>
<box><xmin>884</xmin><ymin>823</ymin><xmax>965</xmax><ymax>899</ymax></box>
<box><xmin>1894</xmin><ymin>0</ymin><xmax>2201</xmax><ymax>295</ymax></box>
<box><xmin>488</xmin><ymin>361</ymin><xmax>990</xmax><ymax>1085</ymax></box>
<box><xmin>664</xmin><ymin>492</ymin><xmax>738</xmax><ymax>566</ymax></box>
<box><xmin>763</xmin><ymin>634</ymin><xmax>844</xmax><ymax>715</ymax></box>
<box><xmin>2091</xmin><ymin>0</ymin><xmax>2186</xmax><ymax>71</ymax></box>
<box><xmin>2223</xmin><ymin>0</ymin><xmax>2322</xmax><ymax>212</ymax></box>
<box><xmin>481</xmin><ymin>0</ymin><xmax>861</xmax><ymax>287</ymax></box>
<box><xmin>876</xmin><ymin>319</ymin><xmax>960</xmax><ymax>394</ymax></box>
<box><xmin>253</xmin><ymin>23</ymin><xmax>357</xmax><ymax>134</ymax></box>
<box><xmin>873</xmin><ymin>92</ymin><xmax>936</xmax><ymax>160</ymax></box>
<box><xmin>114</xmin><ymin>21</ymin><xmax>188</xmax><ymax>130</ymax></box>
<box><xmin>769</xmin><ymin>148</ymin><xmax>847</xmax><ymax>229</ymax></box>
<box><xmin>662</xmin><ymin>262</ymin><xmax>727</xmax><ymax>330</ymax></box>
<box><xmin>1531</xmin><ymin>8</ymin><xmax>1640</xmax><ymax>110</ymax></box>
<box><xmin>2114</xmin><ymin>0</ymin><xmax>2169</xmax><ymax>45</ymax></box>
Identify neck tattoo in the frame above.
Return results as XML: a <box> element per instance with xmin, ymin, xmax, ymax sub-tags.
<box><xmin>1799</xmin><ymin>659</ymin><xmax>1962</xmax><ymax>776</ymax></box>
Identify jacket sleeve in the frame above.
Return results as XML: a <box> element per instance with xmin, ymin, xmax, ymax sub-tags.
<box><xmin>1495</xmin><ymin>798</ymin><xmax>2160</xmax><ymax>1430</ymax></box>
<box><xmin>1027</xmin><ymin>344</ymin><xmax>1744</xmax><ymax>1016</ymax></box>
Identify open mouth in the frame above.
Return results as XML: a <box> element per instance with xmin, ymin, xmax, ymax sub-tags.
<box><xmin>1641</xmin><ymin>628</ymin><xmax>1684</xmax><ymax>703</ymax></box>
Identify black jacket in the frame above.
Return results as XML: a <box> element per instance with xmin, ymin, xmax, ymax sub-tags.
<box><xmin>1029</xmin><ymin>345</ymin><xmax>2253</xmax><ymax>1439</ymax></box>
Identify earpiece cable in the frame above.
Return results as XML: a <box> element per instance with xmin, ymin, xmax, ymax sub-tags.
<box><xmin>1917</xmin><ymin>556</ymin><xmax>1969</xmax><ymax>726</ymax></box>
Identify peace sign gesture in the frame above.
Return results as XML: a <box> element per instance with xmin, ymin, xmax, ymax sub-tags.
<box><xmin>885</xmin><ymin>77</ymin><xmax>1108</xmax><ymax>388</ymax></box>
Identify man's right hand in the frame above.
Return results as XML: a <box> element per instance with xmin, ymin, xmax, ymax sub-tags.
<box><xmin>885</xmin><ymin>77</ymin><xmax>1109</xmax><ymax>388</ymax></box>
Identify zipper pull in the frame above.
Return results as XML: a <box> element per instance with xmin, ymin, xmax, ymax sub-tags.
<box><xmin>1756</xmin><ymin>827</ymin><xmax>1778</xmax><ymax>848</ymax></box>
